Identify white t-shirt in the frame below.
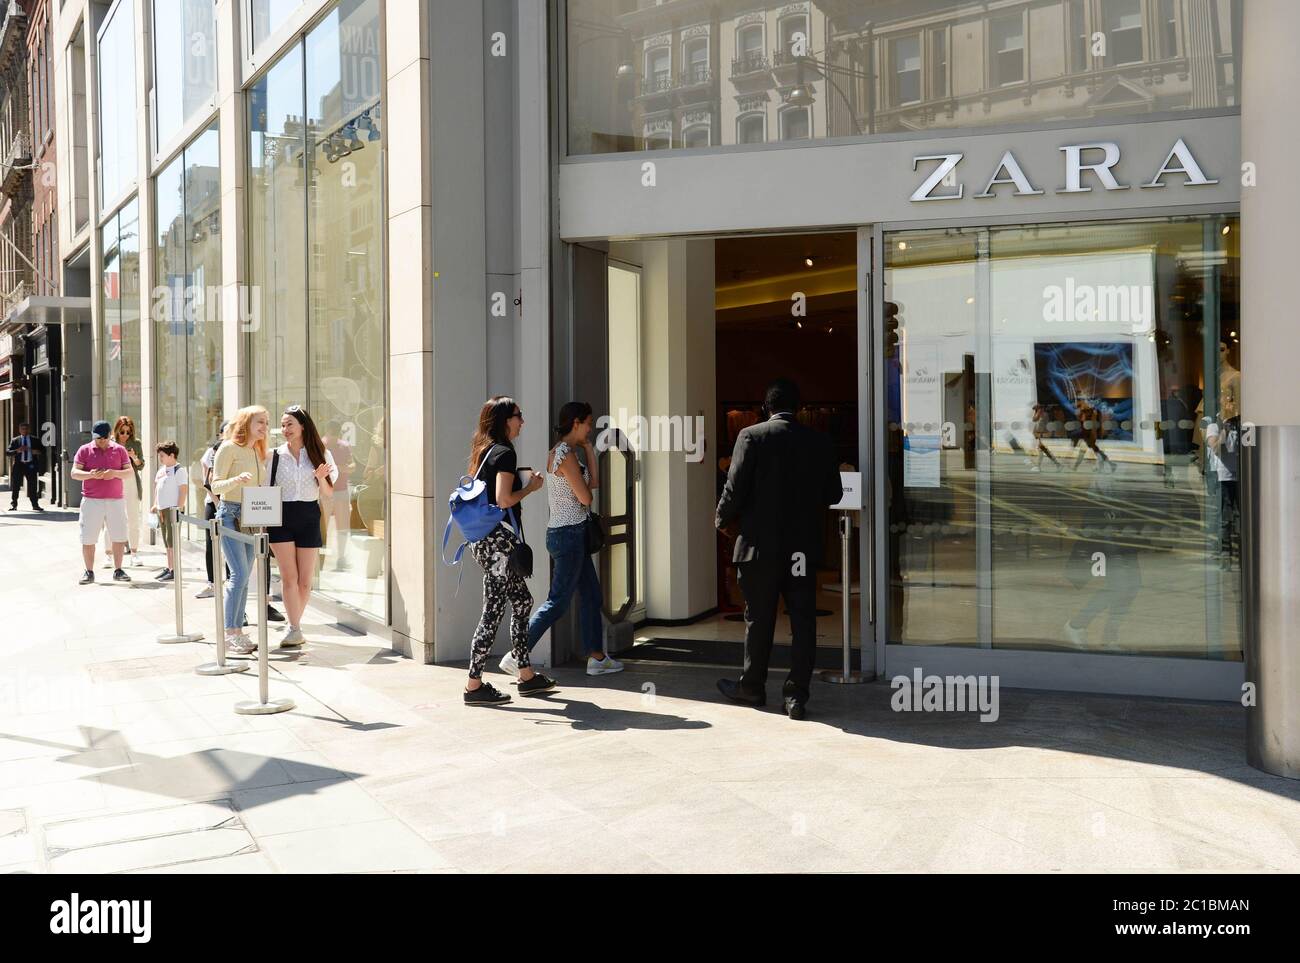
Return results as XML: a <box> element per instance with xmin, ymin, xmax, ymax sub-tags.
<box><xmin>155</xmin><ymin>464</ymin><xmax>189</xmax><ymax>510</ymax></box>
<box><xmin>1205</xmin><ymin>421</ymin><xmax>1239</xmax><ymax>482</ymax></box>
<box><xmin>201</xmin><ymin>446</ymin><xmax>218</xmax><ymax>505</ymax></box>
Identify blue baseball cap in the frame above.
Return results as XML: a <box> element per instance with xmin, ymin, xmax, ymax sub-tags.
<box><xmin>92</xmin><ymin>420</ymin><xmax>111</xmax><ymax>438</ymax></box>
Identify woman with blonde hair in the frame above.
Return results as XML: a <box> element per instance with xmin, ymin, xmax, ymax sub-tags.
<box><xmin>102</xmin><ymin>415</ymin><xmax>144</xmax><ymax>566</ymax></box>
<box><xmin>210</xmin><ymin>405</ymin><xmax>271</xmax><ymax>653</ymax></box>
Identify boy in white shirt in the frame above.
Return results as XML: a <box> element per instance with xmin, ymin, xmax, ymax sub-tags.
<box><xmin>152</xmin><ymin>441</ymin><xmax>189</xmax><ymax>582</ymax></box>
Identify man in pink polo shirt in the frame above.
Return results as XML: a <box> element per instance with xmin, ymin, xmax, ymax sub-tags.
<box><xmin>72</xmin><ymin>420</ymin><xmax>134</xmax><ymax>585</ymax></box>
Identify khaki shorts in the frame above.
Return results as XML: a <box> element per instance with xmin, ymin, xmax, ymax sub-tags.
<box><xmin>80</xmin><ymin>497</ymin><xmax>128</xmax><ymax>545</ymax></box>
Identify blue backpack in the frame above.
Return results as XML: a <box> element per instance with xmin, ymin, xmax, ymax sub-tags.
<box><xmin>442</xmin><ymin>445</ymin><xmax>522</xmax><ymax>584</ymax></box>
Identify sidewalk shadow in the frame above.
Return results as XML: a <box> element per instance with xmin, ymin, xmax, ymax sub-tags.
<box><xmin>2</xmin><ymin>726</ymin><xmax>365</xmax><ymax>805</ymax></box>
<box><xmin>505</xmin><ymin>695</ymin><xmax>712</xmax><ymax>733</ymax></box>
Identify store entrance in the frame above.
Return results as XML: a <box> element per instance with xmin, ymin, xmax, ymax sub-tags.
<box><xmin>558</xmin><ymin>231</ymin><xmax>865</xmax><ymax>669</ymax></box>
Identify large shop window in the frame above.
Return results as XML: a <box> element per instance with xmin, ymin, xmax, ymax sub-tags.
<box><xmin>565</xmin><ymin>0</ymin><xmax>1241</xmax><ymax>156</ymax></box>
<box><xmin>883</xmin><ymin>216</ymin><xmax>1242</xmax><ymax>660</ymax></box>
<box><xmin>246</xmin><ymin>0</ymin><xmax>386</xmax><ymax>618</ymax></box>
<box><xmin>154</xmin><ymin>125</ymin><xmax>222</xmax><ymax>515</ymax></box>
<box><xmin>97</xmin><ymin>0</ymin><xmax>137</xmax><ymax>211</ymax></box>
<box><xmin>152</xmin><ymin>0</ymin><xmax>218</xmax><ymax>149</ymax></box>
<box><xmin>100</xmin><ymin>199</ymin><xmax>141</xmax><ymax>431</ymax></box>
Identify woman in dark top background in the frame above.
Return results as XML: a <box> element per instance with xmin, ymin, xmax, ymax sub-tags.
<box><xmin>463</xmin><ymin>395</ymin><xmax>553</xmax><ymax>706</ymax></box>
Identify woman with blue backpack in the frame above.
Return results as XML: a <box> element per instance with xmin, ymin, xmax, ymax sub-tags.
<box><xmin>500</xmin><ymin>400</ymin><xmax>623</xmax><ymax>677</ymax></box>
<box><xmin>462</xmin><ymin>396</ymin><xmax>556</xmax><ymax>705</ymax></box>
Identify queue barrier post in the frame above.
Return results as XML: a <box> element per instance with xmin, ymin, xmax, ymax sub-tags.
<box><xmin>820</xmin><ymin>513</ymin><xmax>871</xmax><ymax>685</ymax></box>
<box><xmin>196</xmin><ymin>515</ymin><xmax>249</xmax><ymax>676</ymax></box>
<box><xmin>157</xmin><ymin>510</ymin><xmax>206</xmax><ymax>644</ymax></box>
<box><xmin>234</xmin><ymin>529</ymin><xmax>295</xmax><ymax>715</ymax></box>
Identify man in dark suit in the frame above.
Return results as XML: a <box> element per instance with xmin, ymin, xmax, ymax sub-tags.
<box><xmin>715</xmin><ymin>379</ymin><xmax>843</xmax><ymax>719</ymax></box>
<box><xmin>6</xmin><ymin>422</ymin><xmax>44</xmax><ymax>512</ymax></box>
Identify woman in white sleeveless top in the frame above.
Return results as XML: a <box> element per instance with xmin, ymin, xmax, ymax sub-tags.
<box><xmin>502</xmin><ymin>401</ymin><xmax>624</xmax><ymax>676</ymax></box>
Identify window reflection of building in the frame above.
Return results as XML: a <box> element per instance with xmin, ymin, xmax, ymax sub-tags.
<box><xmin>246</xmin><ymin>0</ymin><xmax>386</xmax><ymax>618</ymax></box>
<box><xmin>566</xmin><ymin>0</ymin><xmax>1241</xmax><ymax>156</ymax></box>
<box><xmin>883</xmin><ymin>216</ymin><xmax>1242</xmax><ymax>661</ymax></box>
<box><xmin>154</xmin><ymin>126</ymin><xmax>222</xmax><ymax>511</ymax></box>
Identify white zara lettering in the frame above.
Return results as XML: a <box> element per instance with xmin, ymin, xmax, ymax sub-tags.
<box><xmin>910</xmin><ymin>138</ymin><xmax>1216</xmax><ymax>201</ymax></box>
<box><xmin>49</xmin><ymin>893</ymin><xmax>152</xmax><ymax>944</ymax></box>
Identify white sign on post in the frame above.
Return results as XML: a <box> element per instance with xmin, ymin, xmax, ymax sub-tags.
<box><xmin>241</xmin><ymin>486</ymin><xmax>283</xmax><ymax>527</ymax></box>
<box><xmin>833</xmin><ymin>472</ymin><xmax>862</xmax><ymax>511</ymax></box>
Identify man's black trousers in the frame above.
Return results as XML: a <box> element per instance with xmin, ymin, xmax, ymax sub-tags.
<box><xmin>738</xmin><ymin>555</ymin><xmax>818</xmax><ymax>703</ymax></box>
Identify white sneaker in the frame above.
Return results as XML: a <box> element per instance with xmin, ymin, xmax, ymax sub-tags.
<box><xmin>587</xmin><ymin>655</ymin><xmax>625</xmax><ymax>676</ymax></box>
<box><xmin>226</xmin><ymin>634</ymin><xmax>257</xmax><ymax>656</ymax></box>
<box><xmin>1062</xmin><ymin>621</ymin><xmax>1089</xmax><ymax>647</ymax></box>
<box><xmin>499</xmin><ymin>651</ymin><xmax>519</xmax><ymax>675</ymax></box>
<box><xmin>195</xmin><ymin>584</ymin><xmax>214</xmax><ymax>599</ymax></box>
<box><xmin>280</xmin><ymin>627</ymin><xmax>305</xmax><ymax>648</ymax></box>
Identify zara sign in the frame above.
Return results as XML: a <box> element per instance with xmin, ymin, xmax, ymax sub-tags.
<box><xmin>910</xmin><ymin>137</ymin><xmax>1217</xmax><ymax>202</ymax></box>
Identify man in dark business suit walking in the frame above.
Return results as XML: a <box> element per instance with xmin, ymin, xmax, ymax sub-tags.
<box><xmin>715</xmin><ymin>379</ymin><xmax>843</xmax><ymax>719</ymax></box>
<box><xmin>6</xmin><ymin>422</ymin><xmax>44</xmax><ymax>512</ymax></box>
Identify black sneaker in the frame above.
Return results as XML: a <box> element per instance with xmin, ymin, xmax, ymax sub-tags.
<box><xmin>112</xmin><ymin>568</ymin><xmax>132</xmax><ymax>583</ymax></box>
<box><xmin>464</xmin><ymin>681</ymin><xmax>512</xmax><ymax>706</ymax></box>
<box><xmin>266</xmin><ymin>605</ymin><xmax>285</xmax><ymax>622</ymax></box>
<box><xmin>517</xmin><ymin>673</ymin><xmax>557</xmax><ymax>697</ymax></box>
<box><xmin>79</xmin><ymin>569</ymin><xmax>94</xmax><ymax>585</ymax></box>
<box><xmin>158</xmin><ymin>569</ymin><xmax>174</xmax><ymax>582</ymax></box>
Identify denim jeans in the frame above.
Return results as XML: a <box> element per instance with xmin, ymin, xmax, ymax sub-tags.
<box><xmin>217</xmin><ymin>502</ymin><xmax>254</xmax><ymax>630</ymax></box>
<box><xmin>526</xmin><ymin>522</ymin><xmax>603</xmax><ymax>655</ymax></box>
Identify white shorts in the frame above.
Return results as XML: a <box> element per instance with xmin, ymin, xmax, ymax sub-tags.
<box><xmin>80</xmin><ymin>497</ymin><xmax>128</xmax><ymax>545</ymax></box>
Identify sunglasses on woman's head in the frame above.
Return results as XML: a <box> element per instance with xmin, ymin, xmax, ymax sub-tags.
<box><xmin>285</xmin><ymin>405</ymin><xmax>304</xmax><ymax>414</ymax></box>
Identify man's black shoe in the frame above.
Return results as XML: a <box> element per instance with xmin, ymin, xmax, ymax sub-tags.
<box><xmin>784</xmin><ymin>696</ymin><xmax>807</xmax><ymax>721</ymax></box>
<box><xmin>32</xmin><ymin>505</ymin><xmax>43</xmax><ymax>512</ymax></box>
<box><xmin>112</xmin><ymin>568</ymin><xmax>132</xmax><ymax>582</ymax></box>
<box><xmin>464</xmin><ymin>681</ymin><xmax>512</xmax><ymax>706</ymax></box>
<box><xmin>517</xmin><ymin>673</ymin><xmax>557</xmax><ymax>696</ymax></box>
<box><xmin>266</xmin><ymin>605</ymin><xmax>285</xmax><ymax>622</ymax></box>
<box><xmin>79</xmin><ymin>570</ymin><xmax>94</xmax><ymax>585</ymax></box>
<box><xmin>717</xmin><ymin>678</ymin><xmax>765</xmax><ymax>707</ymax></box>
<box><xmin>158</xmin><ymin>569</ymin><xmax>174</xmax><ymax>582</ymax></box>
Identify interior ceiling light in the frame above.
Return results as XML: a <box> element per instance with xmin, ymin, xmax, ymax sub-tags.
<box><xmin>898</xmin><ymin>241</ymin><xmax>907</xmax><ymax>251</ymax></box>
<box><xmin>804</xmin><ymin>256</ymin><xmax>814</xmax><ymax>267</ymax></box>
<box><xmin>1221</xmin><ymin>224</ymin><xmax>1231</xmax><ymax>235</ymax></box>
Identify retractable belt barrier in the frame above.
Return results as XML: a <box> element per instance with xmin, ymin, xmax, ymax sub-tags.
<box><xmin>157</xmin><ymin>511</ymin><xmax>208</xmax><ymax>646</ymax></box>
<box><xmin>219</xmin><ymin>525</ymin><xmax>295</xmax><ymax>715</ymax></box>
<box><xmin>195</xmin><ymin>515</ymin><xmax>249</xmax><ymax>677</ymax></box>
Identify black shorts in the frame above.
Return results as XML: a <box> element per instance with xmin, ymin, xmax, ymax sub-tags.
<box><xmin>268</xmin><ymin>500</ymin><xmax>323</xmax><ymax>548</ymax></box>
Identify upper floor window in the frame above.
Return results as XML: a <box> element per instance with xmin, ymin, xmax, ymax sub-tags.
<box><xmin>1159</xmin><ymin>0</ymin><xmax>1179</xmax><ymax>58</ymax></box>
<box><xmin>931</xmin><ymin>30</ymin><xmax>948</xmax><ymax>98</ymax></box>
<box><xmin>682</xmin><ymin>125</ymin><xmax>709</xmax><ymax>149</ymax></box>
<box><xmin>645</xmin><ymin>46</ymin><xmax>670</xmax><ymax>86</ymax></box>
<box><xmin>153</xmin><ymin>0</ymin><xmax>218</xmax><ymax>150</ymax></box>
<box><xmin>683</xmin><ymin>37</ymin><xmax>708</xmax><ymax>84</ymax></box>
<box><xmin>778</xmin><ymin>14</ymin><xmax>807</xmax><ymax>58</ymax></box>
<box><xmin>1069</xmin><ymin>0</ymin><xmax>1089</xmax><ymax>72</ymax></box>
<box><xmin>738</xmin><ymin>24</ymin><xmax>762</xmax><ymax>59</ymax></box>
<box><xmin>778</xmin><ymin>105</ymin><xmax>809</xmax><ymax>141</ymax></box>
<box><xmin>891</xmin><ymin>35</ymin><xmax>921</xmax><ymax>105</ymax></box>
<box><xmin>737</xmin><ymin>113</ymin><xmax>764</xmax><ymax>144</ymax></box>
<box><xmin>990</xmin><ymin>14</ymin><xmax>1024</xmax><ymax>86</ymax></box>
<box><xmin>97</xmin><ymin>0</ymin><xmax>138</xmax><ymax>213</ymax></box>
<box><xmin>1105</xmin><ymin>0</ymin><xmax>1144</xmax><ymax>66</ymax></box>
<box><xmin>249</xmin><ymin>0</ymin><xmax>306</xmax><ymax>54</ymax></box>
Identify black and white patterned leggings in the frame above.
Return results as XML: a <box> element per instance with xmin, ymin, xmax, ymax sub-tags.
<box><xmin>468</xmin><ymin>526</ymin><xmax>534</xmax><ymax>679</ymax></box>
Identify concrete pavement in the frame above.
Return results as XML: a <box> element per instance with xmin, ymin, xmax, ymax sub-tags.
<box><xmin>1</xmin><ymin>506</ymin><xmax>1298</xmax><ymax>873</ymax></box>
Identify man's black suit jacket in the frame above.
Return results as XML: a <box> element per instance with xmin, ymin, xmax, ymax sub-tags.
<box><xmin>715</xmin><ymin>412</ymin><xmax>843</xmax><ymax>566</ymax></box>
<box><xmin>6</xmin><ymin>435</ymin><xmax>44</xmax><ymax>471</ymax></box>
